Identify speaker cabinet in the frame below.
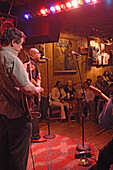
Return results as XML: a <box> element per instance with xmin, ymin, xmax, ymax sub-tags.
<box><xmin>0</xmin><ymin>13</ymin><xmax>17</xmax><ymax>35</ymax></box>
<box><xmin>19</xmin><ymin>16</ymin><xmax>61</xmax><ymax>44</ymax></box>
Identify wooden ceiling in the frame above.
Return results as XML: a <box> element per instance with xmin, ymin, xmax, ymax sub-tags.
<box><xmin>0</xmin><ymin>0</ymin><xmax>113</xmax><ymax>41</ymax></box>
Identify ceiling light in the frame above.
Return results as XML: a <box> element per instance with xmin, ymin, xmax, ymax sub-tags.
<box><xmin>66</xmin><ymin>2</ymin><xmax>72</xmax><ymax>8</ymax></box>
<box><xmin>23</xmin><ymin>14</ymin><xmax>32</xmax><ymax>20</ymax></box>
<box><xmin>71</xmin><ymin>0</ymin><xmax>78</xmax><ymax>7</ymax></box>
<box><xmin>50</xmin><ymin>6</ymin><xmax>56</xmax><ymax>12</ymax></box>
<box><xmin>55</xmin><ymin>5</ymin><xmax>61</xmax><ymax>11</ymax></box>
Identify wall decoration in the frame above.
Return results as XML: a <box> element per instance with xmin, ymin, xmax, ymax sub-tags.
<box><xmin>35</xmin><ymin>44</ymin><xmax>45</xmax><ymax>57</ymax></box>
<box><xmin>88</xmin><ymin>37</ymin><xmax>111</xmax><ymax>66</ymax></box>
<box><xmin>53</xmin><ymin>38</ymin><xmax>77</xmax><ymax>73</ymax></box>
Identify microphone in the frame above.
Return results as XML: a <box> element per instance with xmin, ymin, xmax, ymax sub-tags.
<box><xmin>42</xmin><ymin>56</ymin><xmax>50</xmax><ymax>60</ymax></box>
<box><xmin>71</xmin><ymin>51</ymin><xmax>81</xmax><ymax>56</ymax></box>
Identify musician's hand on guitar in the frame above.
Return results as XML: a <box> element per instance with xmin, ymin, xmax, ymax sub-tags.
<box><xmin>35</xmin><ymin>87</ymin><xmax>44</xmax><ymax>95</ymax></box>
<box><xmin>30</xmin><ymin>64</ymin><xmax>35</xmax><ymax>71</ymax></box>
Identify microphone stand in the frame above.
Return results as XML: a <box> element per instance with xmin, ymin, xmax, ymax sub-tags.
<box><xmin>43</xmin><ymin>59</ymin><xmax>55</xmax><ymax>139</ymax></box>
<box><xmin>74</xmin><ymin>53</ymin><xmax>91</xmax><ymax>153</ymax></box>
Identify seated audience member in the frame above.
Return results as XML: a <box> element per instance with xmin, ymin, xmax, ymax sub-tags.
<box><xmin>95</xmin><ymin>77</ymin><xmax>109</xmax><ymax>122</ymax></box>
<box><xmin>50</xmin><ymin>81</ymin><xmax>69</xmax><ymax>122</ymax></box>
<box><xmin>87</xmin><ymin>78</ymin><xmax>92</xmax><ymax>85</ymax></box>
<box><xmin>109</xmin><ymin>83</ymin><xmax>113</xmax><ymax>98</ymax></box>
<box><xmin>64</xmin><ymin>80</ymin><xmax>76</xmax><ymax>99</ymax></box>
<box><xmin>102</xmin><ymin>70</ymin><xmax>111</xmax><ymax>85</ymax></box>
<box><xmin>83</xmin><ymin>81</ymin><xmax>95</xmax><ymax>119</ymax></box>
<box><xmin>95</xmin><ymin>75</ymin><xmax>103</xmax><ymax>90</ymax></box>
<box><xmin>94</xmin><ymin>75</ymin><xmax>103</xmax><ymax>120</ymax></box>
<box><xmin>101</xmin><ymin>80</ymin><xmax>109</xmax><ymax>97</ymax></box>
<box><xmin>109</xmin><ymin>71</ymin><xmax>113</xmax><ymax>82</ymax></box>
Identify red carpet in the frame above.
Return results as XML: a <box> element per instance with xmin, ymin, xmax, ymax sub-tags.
<box><xmin>27</xmin><ymin>132</ymin><xmax>98</xmax><ymax>170</ymax></box>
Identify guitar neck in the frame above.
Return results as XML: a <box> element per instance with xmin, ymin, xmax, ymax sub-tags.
<box><xmin>89</xmin><ymin>85</ymin><xmax>109</xmax><ymax>102</ymax></box>
<box><xmin>100</xmin><ymin>92</ymin><xmax>109</xmax><ymax>101</ymax></box>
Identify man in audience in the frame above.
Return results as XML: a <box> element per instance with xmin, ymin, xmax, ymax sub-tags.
<box><xmin>95</xmin><ymin>75</ymin><xmax>103</xmax><ymax>90</ymax></box>
<box><xmin>87</xmin><ymin>78</ymin><xmax>92</xmax><ymax>85</ymax></box>
<box><xmin>95</xmin><ymin>75</ymin><xmax>104</xmax><ymax>121</ymax></box>
<box><xmin>82</xmin><ymin>81</ymin><xmax>95</xmax><ymax>119</ymax></box>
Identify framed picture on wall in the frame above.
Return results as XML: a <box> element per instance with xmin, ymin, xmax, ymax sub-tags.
<box><xmin>53</xmin><ymin>38</ymin><xmax>77</xmax><ymax>74</ymax></box>
<box><xmin>35</xmin><ymin>44</ymin><xmax>45</xmax><ymax>57</ymax></box>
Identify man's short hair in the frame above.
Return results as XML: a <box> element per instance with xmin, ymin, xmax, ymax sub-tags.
<box><xmin>1</xmin><ymin>27</ymin><xmax>26</xmax><ymax>45</ymax></box>
<box><xmin>97</xmin><ymin>75</ymin><xmax>102</xmax><ymax>79</ymax></box>
<box><xmin>83</xmin><ymin>81</ymin><xmax>90</xmax><ymax>87</ymax></box>
<box><xmin>87</xmin><ymin>78</ymin><xmax>92</xmax><ymax>83</ymax></box>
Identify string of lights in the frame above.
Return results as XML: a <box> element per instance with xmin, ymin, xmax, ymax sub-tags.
<box><xmin>23</xmin><ymin>0</ymin><xmax>98</xmax><ymax>20</ymax></box>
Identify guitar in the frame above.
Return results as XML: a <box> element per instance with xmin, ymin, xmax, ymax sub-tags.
<box><xmin>89</xmin><ymin>85</ymin><xmax>109</xmax><ymax>102</ymax></box>
<box><xmin>21</xmin><ymin>50</ymin><xmax>41</xmax><ymax>118</ymax></box>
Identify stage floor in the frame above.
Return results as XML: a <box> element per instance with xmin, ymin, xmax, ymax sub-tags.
<box><xmin>27</xmin><ymin>131</ymin><xmax>99</xmax><ymax>170</ymax></box>
<box><xmin>27</xmin><ymin>119</ymin><xmax>113</xmax><ymax>170</ymax></box>
<box><xmin>39</xmin><ymin>118</ymin><xmax>113</xmax><ymax>150</ymax></box>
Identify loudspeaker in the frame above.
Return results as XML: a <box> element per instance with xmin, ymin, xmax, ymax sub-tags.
<box><xmin>19</xmin><ymin>16</ymin><xmax>61</xmax><ymax>44</ymax></box>
<box><xmin>0</xmin><ymin>13</ymin><xmax>17</xmax><ymax>35</ymax></box>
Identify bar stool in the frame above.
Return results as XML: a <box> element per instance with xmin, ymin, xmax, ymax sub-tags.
<box><xmin>49</xmin><ymin>104</ymin><xmax>62</xmax><ymax>123</ymax></box>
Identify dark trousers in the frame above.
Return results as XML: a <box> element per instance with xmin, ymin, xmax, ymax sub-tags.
<box><xmin>31</xmin><ymin>118</ymin><xmax>40</xmax><ymax>139</ymax></box>
<box><xmin>0</xmin><ymin>114</ymin><xmax>31</xmax><ymax>170</ymax></box>
<box><xmin>96</xmin><ymin>138</ymin><xmax>113</xmax><ymax>170</ymax></box>
<box><xmin>83</xmin><ymin>100</ymin><xmax>95</xmax><ymax>119</ymax></box>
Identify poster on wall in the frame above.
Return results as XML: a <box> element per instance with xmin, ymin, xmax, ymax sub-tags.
<box><xmin>53</xmin><ymin>38</ymin><xmax>77</xmax><ymax>73</ymax></box>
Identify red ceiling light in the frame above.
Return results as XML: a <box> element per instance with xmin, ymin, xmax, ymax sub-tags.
<box><xmin>24</xmin><ymin>0</ymin><xmax>100</xmax><ymax>18</ymax></box>
<box><xmin>78</xmin><ymin>0</ymin><xmax>84</xmax><ymax>5</ymax></box>
<box><xmin>66</xmin><ymin>2</ymin><xmax>72</xmax><ymax>8</ymax></box>
<box><xmin>71</xmin><ymin>0</ymin><xmax>78</xmax><ymax>7</ymax></box>
<box><xmin>40</xmin><ymin>9</ymin><xmax>46</xmax><ymax>15</ymax></box>
<box><xmin>45</xmin><ymin>8</ymin><xmax>50</xmax><ymax>14</ymax></box>
<box><xmin>92</xmin><ymin>0</ymin><xmax>97</xmax><ymax>2</ymax></box>
<box><xmin>55</xmin><ymin>5</ymin><xmax>61</xmax><ymax>11</ymax></box>
<box><xmin>60</xmin><ymin>4</ymin><xmax>66</xmax><ymax>10</ymax></box>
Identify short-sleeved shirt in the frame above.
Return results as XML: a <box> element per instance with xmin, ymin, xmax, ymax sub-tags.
<box><xmin>0</xmin><ymin>47</ymin><xmax>30</xmax><ymax>118</ymax></box>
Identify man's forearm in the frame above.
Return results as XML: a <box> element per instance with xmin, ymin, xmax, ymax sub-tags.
<box><xmin>21</xmin><ymin>82</ymin><xmax>43</xmax><ymax>96</ymax></box>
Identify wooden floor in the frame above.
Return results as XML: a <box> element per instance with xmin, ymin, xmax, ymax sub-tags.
<box><xmin>39</xmin><ymin>118</ymin><xmax>113</xmax><ymax>150</ymax></box>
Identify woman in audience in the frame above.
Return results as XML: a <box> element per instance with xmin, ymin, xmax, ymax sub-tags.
<box><xmin>64</xmin><ymin>80</ymin><xmax>76</xmax><ymax>99</ymax></box>
<box><xmin>50</xmin><ymin>81</ymin><xmax>69</xmax><ymax>122</ymax></box>
<box><xmin>102</xmin><ymin>70</ymin><xmax>111</xmax><ymax>85</ymax></box>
